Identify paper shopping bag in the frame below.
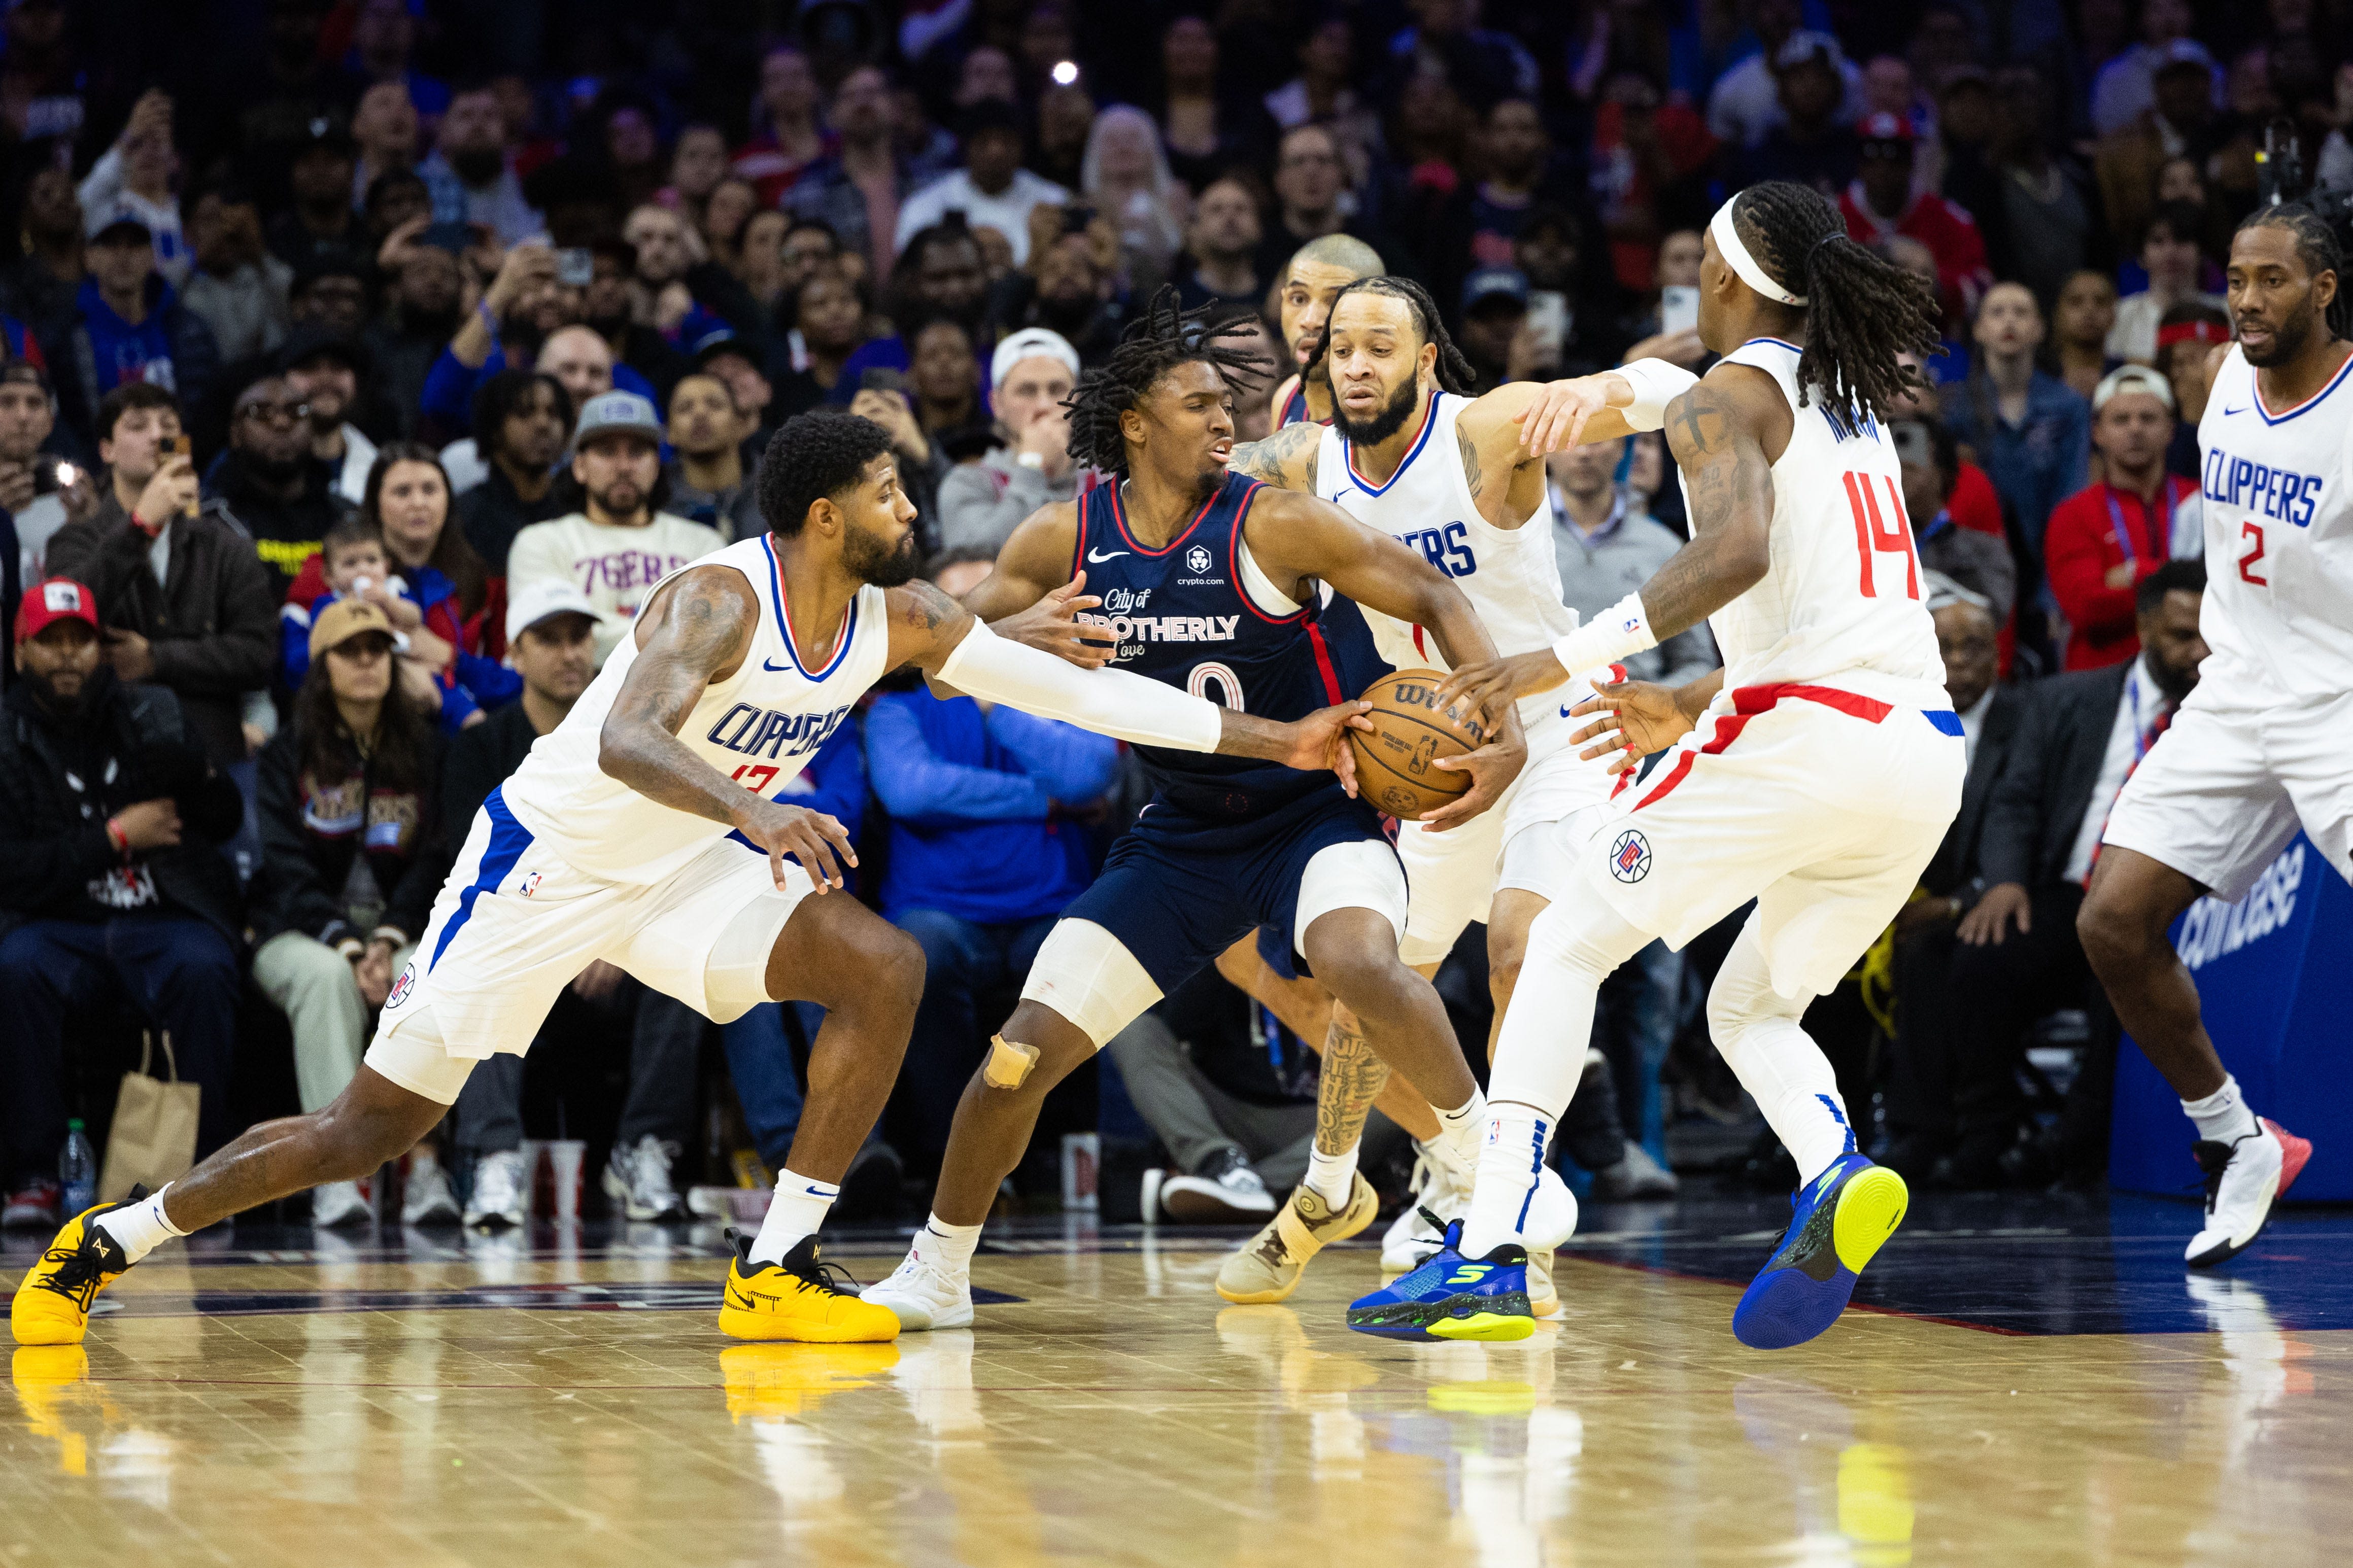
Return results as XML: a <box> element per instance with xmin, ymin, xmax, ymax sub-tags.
<box><xmin>100</xmin><ymin>1031</ymin><xmax>200</xmax><ymax>1201</ymax></box>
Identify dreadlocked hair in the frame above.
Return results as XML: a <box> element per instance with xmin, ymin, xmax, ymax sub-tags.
<box><xmin>1322</xmin><ymin>275</ymin><xmax>1479</xmax><ymax>394</ymax></box>
<box><xmin>2235</xmin><ymin>203</ymin><xmax>2351</xmax><ymax>340</ymax></box>
<box><xmin>1063</xmin><ymin>287</ymin><xmax>1270</xmax><ymax>477</ymax></box>
<box><xmin>1731</xmin><ymin>182</ymin><xmax>1941</xmax><ymax>438</ymax></box>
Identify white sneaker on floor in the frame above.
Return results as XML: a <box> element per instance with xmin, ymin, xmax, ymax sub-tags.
<box><xmin>603</xmin><ymin>1135</ymin><xmax>687</xmax><ymax>1222</ymax></box>
<box><xmin>401</xmin><ymin>1156</ymin><xmax>462</xmax><ymax>1226</ymax></box>
<box><xmin>465</xmin><ymin>1149</ymin><xmax>531</xmax><ymax>1228</ymax></box>
<box><xmin>861</xmin><ymin>1246</ymin><xmax>975</xmax><ymax>1331</ymax></box>
<box><xmin>1380</xmin><ymin>1151</ymin><xmax>1474</xmax><ymax>1274</ymax></box>
<box><xmin>2187</xmin><ymin>1119</ymin><xmax>2311</xmax><ymax>1267</ymax></box>
<box><xmin>311</xmin><ymin>1179</ymin><xmax>372</xmax><ymax>1228</ymax></box>
<box><xmin>1157</xmin><ymin>1148</ymin><xmax>1276</xmax><ymax>1223</ymax></box>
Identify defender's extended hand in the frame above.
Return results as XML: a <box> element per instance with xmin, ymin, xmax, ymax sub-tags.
<box><xmin>735</xmin><ymin>798</ymin><xmax>857</xmax><ymax>894</ymax></box>
<box><xmin>1436</xmin><ymin>650</ymin><xmax>1569</xmax><ymax>719</ymax></box>
<box><xmin>1514</xmin><ymin>376</ymin><xmax>1616</xmax><ymax>455</ymax></box>
<box><xmin>1422</xmin><ymin>729</ymin><xmax>1528</xmax><ymax>832</ymax></box>
<box><xmin>992</xmin><ymin>571</ymin><xmax>1117</xmax><ymax>669</ymax></box>
<box><xmin>1566</xmin><ymin>678</ymin><xmax>1692</xmax><ymax>775</ymax></box>
<box><xmin>1276</xmin><ymin>700</ymin><xmax>1376</xmax><ymax>795</ymax></box>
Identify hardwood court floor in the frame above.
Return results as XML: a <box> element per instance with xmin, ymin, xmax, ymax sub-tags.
<box><xmin>7</xmin><ymin>1191</ymin><xmax>2353</xmax><ymax>1567</ymax></box>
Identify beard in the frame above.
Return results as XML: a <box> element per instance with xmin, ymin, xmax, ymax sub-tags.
<box><xmin>588</xmin><ymin>479</ymin><xmax>644</xmax><ymax>518</ymax></box>
<box><xmin>2146</xmin><ymin>644</ymin><xmax>2201</xmax><ymax>703</ymax></box>
<box><xmin>2239</xmin><ymin>304</ymin><xmax>2317</xmax><ymax>366</ymax></box>
<box><xmin>843</xmin><ymin>517</ymin><xmax>920</xmax><ymax>586</ymax></box>
<box><xmin>1331</xmin><ymin>374</ymin><xmax>1421</xmax><ymax>447</ymax></box>
<box><xmin>450</xmin><ymin>147</ymin><xmax>505</xmax><ymax>187</ymax></box>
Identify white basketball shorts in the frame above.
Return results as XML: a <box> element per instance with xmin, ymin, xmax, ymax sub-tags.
<box><xmin>2102</xmin><ymin>678</ymin><xmax>2353</xmax><ymax>902</ymax></box>
<box><xmin>1577</xmin><ymin>684</ymin><xmax>1967</xmax><ymax>999</ymax></box>
<box><xmin>1392</xmin><ymin>706</ymin><xmax>1616</xmax><ymax>965</ymax></box>
<box><xmin>364</xmin><ymin>788</ymin><xmax>812</xmax><ymax>1103</ymax></box>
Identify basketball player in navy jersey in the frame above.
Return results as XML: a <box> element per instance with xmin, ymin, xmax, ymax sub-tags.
<box><xmin>861</xmin><ymin>293</ymin><xmax>1529</xmax><ymax>1331</ymax></box>
<box><xmin>1266</xmin><ymin>234</ymin><xmax>1385</xmax><ymax>429</ymax></box>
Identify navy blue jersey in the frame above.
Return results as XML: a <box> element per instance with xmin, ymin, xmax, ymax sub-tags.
<box><xmin>1072</xmin><ymin>472</ymin><xmax>1348</xmax><ymax>819</ymax></box>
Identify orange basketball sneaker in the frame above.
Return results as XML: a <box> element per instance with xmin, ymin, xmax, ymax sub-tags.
<box><xmin>11</xmin><ymin>1192</ymin><xmax>147</xmax><ymax>1347</ymax></box>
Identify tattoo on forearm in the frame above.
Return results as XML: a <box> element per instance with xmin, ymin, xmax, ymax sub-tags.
<box><xmin>1458</xmin><ymin>427</ymin><xmax>1485</xmax><ymax>501</ymax></box>
<box><xmin>1316</xmin><ymin>1013</ymin><xmax>1391</xmax><ymax>1157</ymax></box>
<box><xmin>1230</xmin><ymin>420</ymin><xmax>1321</xmax><ymax>491</ymax></box>
<box><xmin>1645</xmin><ymin>385</ymin><xmax>1775</xmax><ymax>643</ymax></box>
<box><xmin>901</xmin><ymin>578</ymin><xmax>958</xmax><ymax>631</ymax></box>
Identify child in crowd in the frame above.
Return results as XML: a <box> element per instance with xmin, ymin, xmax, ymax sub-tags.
<box><xmin>282</xmin><ymin>518</ymin><xmax>513</xmax><ymax>731</ymax></box>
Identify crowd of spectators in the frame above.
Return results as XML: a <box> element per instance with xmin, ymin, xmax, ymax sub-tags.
<box><xmin>2</xmin><ymin>0</ymin><xmax>2341</xmax><ymax>1226</ymax></box>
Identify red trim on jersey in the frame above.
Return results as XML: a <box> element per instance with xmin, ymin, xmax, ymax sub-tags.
<box><xmin>1411</xmin><ymin>624</ymin><xmax>1427</xmax><ymax>659</ymax></box>
<box><xmin>1068</xmin><ymin>498</ymin><xmax>1088</xmax><ymax>583</ymax></box>
<box><xmin>1305</xmin><ymin>622</ymin><xmax>1345</xmax><ymax>703</ymax></box>
<box><xmin>1225</xmin><ymin>481</ymin><xmax>1308</xmax><ymax>624</ymax></box>
<box><xmin>1109</xmin><ymin>477</ymin><xmax>1224</xmax><ymax>556</ymax></box>
<box><xmin>1631</xmin><ymin>684</ymin><xmax>1891</xmax><ymax>811</ymax></box>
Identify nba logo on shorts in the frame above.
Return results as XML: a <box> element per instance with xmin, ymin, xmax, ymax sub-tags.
<box><xmin>1608</xmin><ymin>829</ymin><xmax>1652</xmax><ymax>883</ymax></box>
<box><xmin>386</xmin><ymin>963</ymin><xmax>415</xmax><ymax>1008</ymax></box>
<box><xmin>1186</xmin><ymin>545</ymin><xmax>1212</xmax><ymax>574</ymax></box>
<box><xmin>520</xmin><ymin>871</ymin><xmax>543</xmax><ymax>898</ymax></box>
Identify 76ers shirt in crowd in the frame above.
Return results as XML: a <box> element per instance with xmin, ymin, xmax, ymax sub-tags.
<box><xmin>505</xmin><ymin>508</ymin><xmax>727</xmax><ymax>668</ymax></box>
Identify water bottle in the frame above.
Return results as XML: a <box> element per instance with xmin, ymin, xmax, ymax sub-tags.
<box><xmin>59</xmin><ymin>1120</ymin><xmax>97</xmax><ymax>1215</ymax></box>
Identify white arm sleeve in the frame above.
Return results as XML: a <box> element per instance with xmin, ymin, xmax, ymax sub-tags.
<box><xmin>1614</xmin><ymin>358</ymin><xmax>1701</xmax><ymax>432</ymax></box>
<box><xmin>936</xmin><ymin>619</ymin><xmax>1224</xmax><ymax>752</ymax></box>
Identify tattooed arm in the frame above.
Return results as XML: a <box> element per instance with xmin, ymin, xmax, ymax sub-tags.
<box><xmin>1454</xmin><ymin>360</ymin><xmax>1703</xmax><ymax>527</ymax></box>
<box><xmin>1226</xmin><ymin>418</ymin><xmax>1323</xmax><ymax>494</ymax></box>
<box><xmin>598</xmin><ymin>565</ymin><xmax>858</xmax><ymax>892</ymax></box>
<box><xmin>1437</xmin><ymin>366</ymin><xmax>1781</xmax><ymax>715</ymax></box>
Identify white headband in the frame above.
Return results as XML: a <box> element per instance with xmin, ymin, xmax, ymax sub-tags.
<box><xmin>1710</xmin><ymin>198</ymin><xmax>1808</xmax><ymax>308</ymax></box>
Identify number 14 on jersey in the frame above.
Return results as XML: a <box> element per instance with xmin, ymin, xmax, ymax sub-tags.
<box><xmin>1843</xmin><ymin>472</ymin><xmax>1922</xmax><ymax>601</ymax></box>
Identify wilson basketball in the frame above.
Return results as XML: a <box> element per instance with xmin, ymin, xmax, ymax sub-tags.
<box><xmin>1348</xmin><ymin>669</ymin><xmax>1491</xmax><ymax>819</ymax></box>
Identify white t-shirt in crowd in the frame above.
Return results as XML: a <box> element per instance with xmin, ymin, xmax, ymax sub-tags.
<box><xmin>505</xmin><ymin>510</ymin><xmax>726</xmax><ymax>667</ymax></box>
<box><xmin>894</xmin><ymin>168</ymin><xmax>1070</xmax><ymax>265</ymax></box>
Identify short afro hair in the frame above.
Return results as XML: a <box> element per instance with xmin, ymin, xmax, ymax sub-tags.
<box><xmin>758</xmin><ymin>410</ymin><xmax>897</xmax><ymax>537</ymax></box>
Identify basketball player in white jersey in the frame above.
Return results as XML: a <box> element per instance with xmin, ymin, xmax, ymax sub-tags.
<box><xmin>1350</xmin><ymin>182</ymin><xmax>1966</xmax><ymax>1348</ymax></box>
<box><xmin>13</xmin><ymin>412</ymin><xmax>1381</xmax><ymax>1351</ymax></box>
<box><xmin>1211</xmin><ymin>276</ymin><xmax>1696</xmax><ymax>1307</ymax></box>
<box><xmin>2077</xmin><ymin>204</ymin><xmax>2351</xmax><ymax>1268</ymax></box>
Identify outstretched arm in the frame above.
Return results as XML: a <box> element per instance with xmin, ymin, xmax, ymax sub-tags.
<box><xmin>1439</xmin><ymin>369</ymin><xmax>1776</xmax><ymax>715</ymax></box>
<box><xmin>953</xmin><ymin>501</ymin><xmax>1116</xmax><ymax>669</ymax></box>
<box><xmin>599</xmin><ymin>566</ymin><xmax>858</xmax><ymax>892</ymax></box>
<box><xmin>1453</xmin><ymin>359</ymin><xmax>1704</xmax><ymax>525</ymax></box>
<box><xmin>889</xmin><ymin>581</ymin><xmax>1371</xmax><ymax>780</ymax></box>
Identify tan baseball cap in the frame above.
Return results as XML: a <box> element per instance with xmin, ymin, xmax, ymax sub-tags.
<box><xmin>309</xmin><ymin>598</ymin><xmax>407</xmax><ymax>662</ymax></box>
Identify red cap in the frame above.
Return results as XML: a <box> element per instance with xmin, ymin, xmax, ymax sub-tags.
<box><xmin>15</xmin><ymin>577</ymin><xmax>100</xmax><ymax>643</ymax></box>
<box><xmin>1857</xmin><ymin>112</ymin><xmax>1915</xmax><ymax>147</ymax></box>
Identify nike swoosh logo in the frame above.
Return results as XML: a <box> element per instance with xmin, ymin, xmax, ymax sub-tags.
<box><xmin>763</xmin><ymin>658</ymin><xmax>793</xmax><ymax>672</ymax></box>
<box><xmin>804</xmin><ymin>1185</ymin><xmax>832</xmax><ymax>1196</ymax></box>
<box><xmin>1086</xmin><ymin>548</ymin><xmax>1129</xmax><ymax>563</ymax></box>
<box><xmin>2222</xmin><ymin>405</ymin><xmax>2248</xmax><ymax>415</ymax></box>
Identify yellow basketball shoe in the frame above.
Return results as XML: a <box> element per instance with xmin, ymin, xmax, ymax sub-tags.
<box><xmin>719</xmin><ymin>1232</ymin><xmax>902</xmax><ymax>1343</ymax></box>
<box><xmin>1215</xmin><ymin>1173</ymin><xmax>1379</xmax><ymax>1304</ymax></box>
<box><xmin>11</xmin><ymin>1194</ymin><xmax>145</xmax><ymax>1347</ymax></box>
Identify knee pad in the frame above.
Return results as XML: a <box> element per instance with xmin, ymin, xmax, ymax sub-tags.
<box><xmin>1018</xmin><ymin>919</ymin><xmax>1164</xmax><ymax>1050</ymax></box>
<box><xmin>1706</xmin><ymin>923</ymin><xmax>1810</xmax><ymax>1046</ymax></box>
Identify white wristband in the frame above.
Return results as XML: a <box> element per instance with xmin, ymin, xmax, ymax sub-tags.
<box><xmin>1550</xmin><ymin>593</ymin><xmax>1657</xmax><ymax>679</ymax></box>
<box><xmin>1614</xmin><ymin>358</ymin><xmax>1699</xmax><ymax>432</ymax></box>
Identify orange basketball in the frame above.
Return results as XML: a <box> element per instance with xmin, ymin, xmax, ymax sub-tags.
<box><xmin>1347</xmin><ymin>668</ymin><xmax>1491</xmax><ymax>819</ymax></box>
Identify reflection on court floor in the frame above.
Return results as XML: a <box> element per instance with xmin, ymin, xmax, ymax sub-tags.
<box><xmin>5</xmin><ymin>1192</ymin><xmax>2350</xmax><ymax>1566</ymax></box>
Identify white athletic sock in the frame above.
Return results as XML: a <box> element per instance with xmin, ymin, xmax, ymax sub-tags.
<box><xmin>1461</xmin><ymin>1106</ymin><xmax>1553</xmax><ymax>1259</ymax></box>
<box><xmin>92</xmin><ymin>1184</ymin><xmax>189</xmax><ymax>1264</ymax></box>
<box><xmin>2183</xmin><ymin>1076</ymin><xmax>2262</xmax><ymax>1146</ymax></box>
<box><xmin>1719</xmin><ymin>1019</ymin><xmax>1855</xmax><ymax>1189</ymax></box>
<box><xmin>749</xmin><ymin>1169</ymin><xmax>839</xmax><ymax>1266</ymax></box>
<box><xmin>1304</xmin><ymin>1143</ymin><xmax>1359</xmax><ymax>1207</ymax></box>
<box><xmin>910</xmin><ymin>1213</ymin><xmax>983</xmax><ymax>1276</ymax></box>
<box><xmin>1435</xmin><ymin>1088</ymin><xmax>1488</xmax><ymax>1176</ymax></box>
<box><xmin>1417</xmin><ymin>1132</ymin><xmax>1471</xmax><ymax>1185</ymax></box>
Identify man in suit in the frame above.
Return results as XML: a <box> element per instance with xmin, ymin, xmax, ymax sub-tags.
<box><xmin>1890</xmin><ymin>560</ymin><xmax>2209</xmax><ymax>1186</ymax></box>
<box><xmin>1884</xmin><ymin>580</ymin><xmax>2027</xmax><ymax>1178</ymax></box>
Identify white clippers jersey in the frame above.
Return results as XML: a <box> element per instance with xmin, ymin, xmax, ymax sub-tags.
<box><xmin>2194</xmin><ymin>344</ymin><xmax>2353</xmax><ymax>704</ymax></box>
<box><xmin>1315</xmin><ymin>391</ymin><xmax>1579</xmax><ymax>723</ymax></box>
<box><xmin>500</xmin><ymin>533</ymin><xmax>891</xmax><ymax>885</ymax></box>
<box><xmin>1695</xmin><ymin>338</ymin><xmax>1947</xmax><ymax>708</ymax></box>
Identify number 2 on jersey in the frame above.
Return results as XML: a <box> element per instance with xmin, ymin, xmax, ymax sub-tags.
<box><xmin>2239</xmin><ymin>521</ymin><xmax>2269</xmax><ymax>586</ymax></box>
<box><xmin>1842</xmin><ymin>473</ymin><xmax>1921</xmax><ymax>600</ymax></box>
